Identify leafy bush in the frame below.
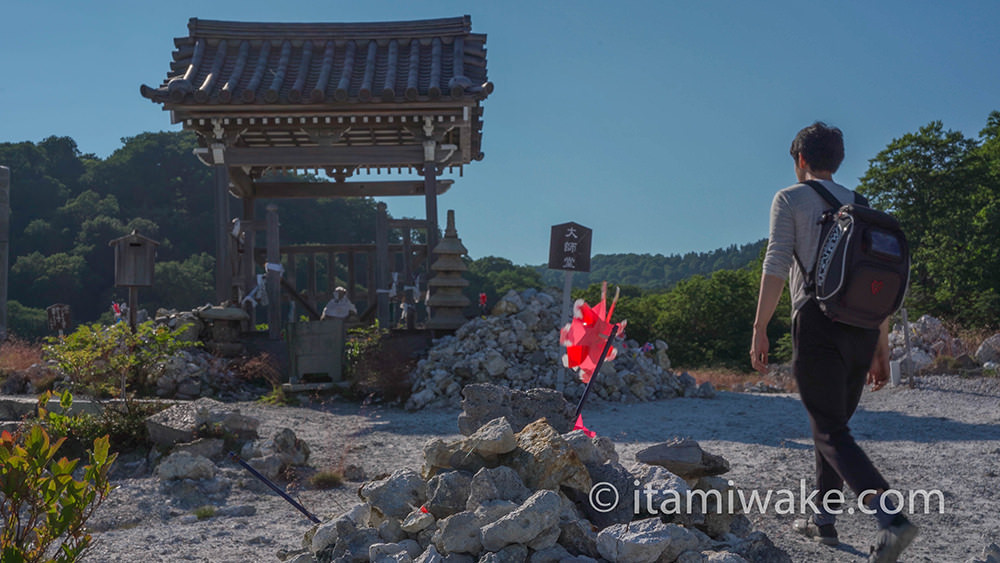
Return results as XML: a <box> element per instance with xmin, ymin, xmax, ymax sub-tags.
<box><xmin>0</xmin><ymin>424</ymin><xmax>116</xmax><ymax>562</ymax></box>
<box><xmin>5</xmin><ymin>300</ymin><xmax>48</xmax><ymax>340</ymax></box>
<box><xmin>231</xmin><ymin>353</ymin><xmax>290</xmax><ymax>405</ymax></box>
<box><xmin>38</xmin><ymin>390</ymin><xmax>167</xmax><ymax>457</ymax></box>
<box><xmin>43</xmin><ymin>321</ymin><xmax>197</xmax><ymax>398</ymax></box>
<box><xmin>347</xmin><ymin>323</ymin><xmax>416</xmax><ymax>402</ymax></box>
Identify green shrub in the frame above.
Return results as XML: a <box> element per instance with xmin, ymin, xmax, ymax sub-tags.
<box><xmin>38</xmin><ymin>390</ymin><xmax>168</xmax><ymax>456</ymax></box>
<box><xmin>6</xmin><ymin>300</ymin><xmax>48</xmax><ymax>340</ymax></box>
<box><xmin>43</xmin><ymin>320</ymin><xmax>197</xmax><ymax>399</ymax></box>
<box><xmin>193</xmin><ymin>505</ymin><xmax>216</xmax><ymax>520</ymax></box>
<box><xmin>0</xmin><ymin>424</ymin><xmax>116</xmax><ymax>562</ymax></box>
<box><xmin>309</xmin><ymin>469</ymin><xmax>344</xmax><ymax>489</ymax></box>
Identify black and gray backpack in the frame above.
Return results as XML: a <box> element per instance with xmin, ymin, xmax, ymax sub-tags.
<box><xmin>794</xmin><ymin>180</ymin><xmax>910</xmax><ymax>329</ymax></box>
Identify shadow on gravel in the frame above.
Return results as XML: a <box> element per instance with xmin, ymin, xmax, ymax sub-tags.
<box><xmin>585</xmin><ymin>391</ymin><xmax>1000</xmax><ymax>447</ymax></box>
<box><xmin>851</xmin><ymin>408</ymin><xmax>1000</xmax><ymax>442</ymax></box>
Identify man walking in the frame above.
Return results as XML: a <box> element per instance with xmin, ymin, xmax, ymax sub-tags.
<box><xmin>751</xmin><ymin>122</ymin><xmax>918</xmax><ymax>561</ymax></box>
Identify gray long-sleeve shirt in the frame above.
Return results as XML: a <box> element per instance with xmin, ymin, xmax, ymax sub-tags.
<box><xmin>761</xmin><ymin>179</ymin><xmax>857</xmax><ymax>314</ymax></box>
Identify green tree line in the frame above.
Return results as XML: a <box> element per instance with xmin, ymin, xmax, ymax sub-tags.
<box><xmin>468</xmin><ymin>112</ymin><xmax>1000</xmax><ymax>370</ymax></box>
<box><xmin>536</xmin><ymin>241</ymin><xmax>767</xmax><ymax>290</ymax></box>
<box><xmin>1</xmin><ymin>132</ymin><xmax>382</xmax><ymax>337</ymax></box>
<box><xmin>4</xmin><ymin>112</ymin><xmax>998</xmax><ymax>370</ymax></box>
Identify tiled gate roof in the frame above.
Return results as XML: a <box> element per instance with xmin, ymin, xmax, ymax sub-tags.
<box><xmin>141</xmin><ymin>16</ymin><xmax>491</xmax><ymax>106</ymax></box>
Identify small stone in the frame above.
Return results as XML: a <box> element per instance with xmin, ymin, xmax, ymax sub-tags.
<box><xmin>468</xmin><ymin>417</ymin><xmax>517</xmax><ymax>456</ymax></box>
<box><xmin>635</xmin><ymin>438</ymin><xmax>730</xmax><ymax>479</ymax></box>
<box><xmin>401</xmin><ymin>507</ymin><xmax>435</xmax><ymax>534</ymax></box>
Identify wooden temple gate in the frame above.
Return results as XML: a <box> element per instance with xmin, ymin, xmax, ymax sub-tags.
<box><xmin>141</xmin><ymin>16</ymin><xmax>492</xmax><ymax>339</ymax></box>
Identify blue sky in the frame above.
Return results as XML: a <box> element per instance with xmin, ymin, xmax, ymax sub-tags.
<box><xmin>3</xmin><ymin>0</ymin><xmax>998</xmax><ymax>266</ymax></box>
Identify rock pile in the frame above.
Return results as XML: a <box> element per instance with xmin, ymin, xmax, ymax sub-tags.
<box><xmin>890</xmin><ymin>315</ymin><xmax>1000</xmax><ymax>373</ymax></box>
<box><xmin>284</xmin><ymin>386</ymin><xmax>788</xmax><ymax>563</ymax></box>
<box><xmin>151</xmin><ymin>349</ymin><xmax>262</xmax><ymax>401</ymax></box>
<box><xmin>406</xmin><ymin>289</ymin><xmax>714</xmax><ymax>411</ymax></box>
<box><xmin>967</xmin><ymin>542</ymin><xmax>1000</xmax><ymax>563</ymax></box>
<box><xmin>154</xmin><ymin>304</ymin><xmax>250</xmax><ymax>357</ymax></box>
<box><xmin>144</xmin><ymin>398</ymin><xmax>315</xmax><ymax>508</ymax></box>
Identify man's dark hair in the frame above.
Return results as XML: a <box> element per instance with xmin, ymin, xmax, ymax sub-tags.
<box><xmin>790</xmin><ymin>122</ymin><xmax>845</xmax><ymax>173</ymax></box>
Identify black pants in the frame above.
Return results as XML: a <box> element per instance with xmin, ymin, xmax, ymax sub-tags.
<box><xmin>793</xmin><ymin>299</ymin><xmax>890</xmax><ymax>512</ymax></box>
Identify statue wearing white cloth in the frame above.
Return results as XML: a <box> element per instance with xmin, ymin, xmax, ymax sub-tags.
<box><xmin>321</xmin><ymin>286</ymin><xmax>357</xmax><ymax>320</ymax></box>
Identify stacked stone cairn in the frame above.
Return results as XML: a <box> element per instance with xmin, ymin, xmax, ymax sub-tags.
<box><xmin>406</xmin><ymin>288</ymin><xmax>715</xmax><ymax>411</ymax></box>
<box><xmin>283</xmin><ymin>384</ymin><xmax>788</xmax><ymax>563</ymax></box>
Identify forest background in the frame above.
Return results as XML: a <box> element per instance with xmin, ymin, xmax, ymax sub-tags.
<box><xmin>2</xmin><ymin>113</ymin><xmax>998</xmax><ymax>370</ymax></box>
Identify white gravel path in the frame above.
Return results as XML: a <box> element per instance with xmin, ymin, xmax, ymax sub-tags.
<box><xmin>79</xmin><ymin>374</ymin><xmax>1000</xmax><ymax>562</ymax></box>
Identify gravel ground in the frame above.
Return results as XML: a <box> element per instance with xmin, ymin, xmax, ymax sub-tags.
<box><xmin>78</xmin><ymin>374</ymin><xmax>1000</xmax><ymax>562</ymax></box>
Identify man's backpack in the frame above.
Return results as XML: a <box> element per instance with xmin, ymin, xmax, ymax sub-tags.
<box><xmin>794</xmin><ymin>180</ymin><xmax>910</xmax><ymax>329</ymax></box>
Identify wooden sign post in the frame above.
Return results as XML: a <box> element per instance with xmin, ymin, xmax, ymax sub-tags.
<box><xmin>548</xmin><ymin>222</ymin><xmax>593</xmax><ymax>325</ymax></box>
<box><xmin>46</xmin><ymin>304</ymin><xmax>72</xmax><ymax>337</ymax></box>
<box><xmin>108</xmin><ymin>231</ymin><xmax>159</xmax><ymax>332</ymax></box>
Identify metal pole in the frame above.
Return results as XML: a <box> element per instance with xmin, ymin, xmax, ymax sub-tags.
<box><xmin>573</xmin><ymin>323</ymin><xmax>619</xmax><ymax>419</ymax></box>
<box><xmin>228</xmin><ymin>452</ymin><xmax>320</xmax><ymax>523</ymax></box>
<box><xmin>0</xmin><ymin>166</ymin><xmax>9</xmax><ymax>341</ymax></box>
<box><xmin>900</xmin><ymin>307</ymin><xmax>914</xmax><ymax>387</ymax></box>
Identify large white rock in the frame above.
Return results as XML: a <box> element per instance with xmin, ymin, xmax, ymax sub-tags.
<box><xmin>480</xmin><ymin>490</ymin><xmax>561</xmax><ymax>552</ymax></box>
<box><xmin>156</xmin><ymin>451</ymin><xmax>216</xmax><ymax>481</ymax></box>
<box><xmin>976</xmin><ymin>334</ymin><xmax>1000</xmax><ymax>364</ymax></box>
<box><xmin>431</xmin><ymin>511</ymin><xmax>481</xmax><ymax>554</ymax></box>
<box><xmin>596</xmin><ymin>519</ymin><xmax>697</xmax><ymax>563</ymax></box>
<box><xmin>360</xmin><ymin>469</ymin><xmax>427</xmax><ymax>521</ymax></box>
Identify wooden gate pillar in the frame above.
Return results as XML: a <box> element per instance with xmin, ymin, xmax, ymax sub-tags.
<box><xmin>422</xmin><ymin>136</ymin><xmax>440</xmax><ymax>270</ymax></box>
<box><xmin>265</xmin><ymin>204</ymin><xmax>281</xmax><ymax>340</ymax></box>
<box><xmin>0</xmin><ymin>166</ymin><xmax>9</xmax><ymax>341</ymax></box>
<box><xmin>375</xmin><ymin>202</ymin><xmax>390</xmax><ymax>327</ymax></box>
<box><xmin>213</xmin><ymin>144</ymin><xmax>232</xmax><ymax>304</ymax></box>
<box><xmin>242</xmin><ymin>197</ymin><xmax>257</xmax><ymax>327</ymax></box>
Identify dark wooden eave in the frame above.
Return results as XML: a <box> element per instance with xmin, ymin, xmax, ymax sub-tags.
<box><xmin>141</xmin><ymin>16</ymin><xmax>492</xmax><ymax>175</ymax></box>
<box><xmin>235</xmin><ymin>179</ymin><xmax>453</xmax><ymax>199</ymax></box>
<box><xmin>140</xmin><ymin>16</ymin><xmax>491</xmax><ymax>108</ymax></box>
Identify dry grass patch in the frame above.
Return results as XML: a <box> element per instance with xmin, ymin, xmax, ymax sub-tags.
<box><xmin>687</xmin><ymin>368</ymin><xmax>796</xmax><ymax>393</ymax></box>
<box><xmin>0</xmin><ymin>338</ymin><xmax>43</xmax><ymax>372</ymax></box>
<box><xmin>309</xmin><ymin>469</ymin><xmax>344</xmax><ymax>489</ymax></box>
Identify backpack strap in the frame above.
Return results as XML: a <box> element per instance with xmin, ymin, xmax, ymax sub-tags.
<box><xmin>793</xmin><ymin>180</ymin><xmax>848</xmax><ymax>293</ymax></box>
<box><xmin>792</xmin><ymin>181</ymin><xmax>868</xmax><ymax>288</ymax></box>
<box><xmin>802</xmin><ymin>180</ymin><xmax>842</xmax><ymax>209</ymax></box>
<box><xmin>803</xmin><ymin>179</ymin><xmax>868</xmax><ymax>208</ymax></box>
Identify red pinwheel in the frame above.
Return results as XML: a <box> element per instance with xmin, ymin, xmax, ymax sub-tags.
<box><xmin>560</xmin><ymin>283</ymin><xmax>626</xmax><ymax>383</ymax></box>
<box><xmin>560</xmin><ymin>282</ymin><xmax>626</xmax><ymax>437</ymax></box>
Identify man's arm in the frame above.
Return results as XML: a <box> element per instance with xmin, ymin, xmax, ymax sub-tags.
<box><xmin>751</xmin><ymin>273</ymin><xmax>785</xmax><ymax>374</ymax></box>
<box><xmin>867</xmin><ymin>318</ymin><xmax>891</xmax><ymax>391</ymax></box>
